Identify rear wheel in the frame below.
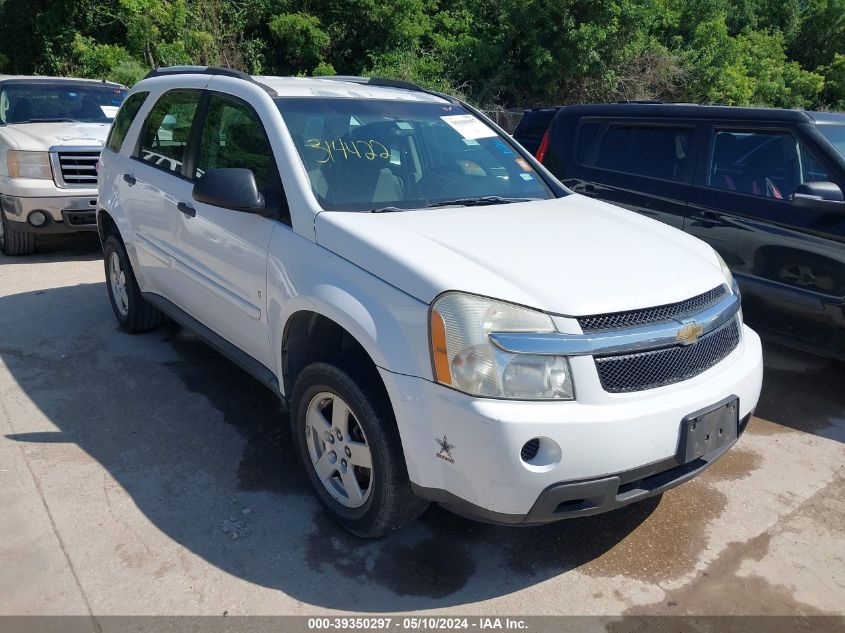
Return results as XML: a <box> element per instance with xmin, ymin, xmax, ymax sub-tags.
<box><xmin>0</xmin><ymin>211</ymin><xmax>36</xmax><ymax>256</ymax></box>
<box><xmin>103</xmin><ymin>235</ymin><xmax>164</xmax><ymax>333</ymax></box>
<box><xmin>292</xmin><ymin>361</ymin><xmax>428</xmax><ymax>537</ymax></box>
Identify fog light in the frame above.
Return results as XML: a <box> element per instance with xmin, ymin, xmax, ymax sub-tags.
<box><xmin>28</xmin><ymin>210</ymin><xmax>48</xmax><ymax>227</ymax></box>
<box><xmin>519</xmin><ymin>436</ymin><xmax>562</xmax><ymax>472</ymax></box>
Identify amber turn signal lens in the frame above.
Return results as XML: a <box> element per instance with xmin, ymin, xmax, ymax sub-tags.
<box><xmin>430</xmin><ymin>308</ymin><xmax>451</xmax><ymax>385</ymax></box>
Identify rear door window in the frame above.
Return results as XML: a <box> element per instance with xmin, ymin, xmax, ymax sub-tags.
<box><xmin>135</xmin><ymin>90</ymin><xmax>201</xmax><ymax>176</ymax></box>
<box><xmin>589</xmin><ymin>124</ymin><xmax>694</xmax><ymax>182</ymax></box>
<box><xmin>707</xmin><ymin>130</ymin><xmax>830</xmax><ymax>199</ymax></box>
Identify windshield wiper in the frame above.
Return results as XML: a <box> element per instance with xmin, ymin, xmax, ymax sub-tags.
<box><xmin>368</xmin><ymin>206</ymin><xmax>405</xmax><ymax>213</ymax></box>
<box><xmin>427</xmin><ymin>196</ymin><xmax>538</xmax><ymax>208</ymax></box>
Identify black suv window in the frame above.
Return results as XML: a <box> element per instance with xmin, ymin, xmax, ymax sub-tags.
<box><xmin>575</xmin><ymin>121</ymin><xmax>602</xmax><ymax>163</ymax></box>
<box><xmin>707</xmin><ymin>130</ymin><xmax>829</xmax><ymax>200</ymax></box>
<box><xmin>136</xmin><ymin>90</ymin><xmax>200</xmax><ymax>175</ymax></box>
<box><xmin>195</xmin><ymin>94</ymin><xmax>272</xmax><ymax>192</ymax></box>
<box><xmin>590</xmin><ymin>124</ymin><xmax>693</xmax><ymax>182</ymax></box>
<box><xmin>106</xmin><ymin>91</ymin><xmax>148</xmax><ymax>153</ymax></box>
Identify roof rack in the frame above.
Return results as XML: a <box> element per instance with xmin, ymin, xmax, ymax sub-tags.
<box><xmin>143</xmin><ymin>66</ymin><xmax>277</xmax><ymax>96</ymax></box>
<box><xmin>314</xmin><ymin>75</ymin><xmax>459</xmax><ymax>104</ymax></box>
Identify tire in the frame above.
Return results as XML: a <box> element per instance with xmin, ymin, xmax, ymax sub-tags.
<box><xmin>0</xmin><ymin>211</ymin><xmax>36</xmax><ymax>256</ymax></box>
<box><xmin>102</xmin><ymin>235</ymin><xmax>164</xmax><ymax>333</ymax></box>
<box><xmin>291</xmin><ymin>361</ymin><xmax>429</xmax><ymax>537</ymax></box>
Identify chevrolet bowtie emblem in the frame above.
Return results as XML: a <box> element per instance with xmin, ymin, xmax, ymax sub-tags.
<box><xmin>676</xmin><ymin>322</ymin><xmax>704</xmax><ymax>345</ymax></box>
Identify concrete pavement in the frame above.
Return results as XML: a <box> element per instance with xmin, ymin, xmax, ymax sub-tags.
<box><xmin>0</xmin><ymin>235</ymin><xmax>843</xmax><ymax>618</ymax></box>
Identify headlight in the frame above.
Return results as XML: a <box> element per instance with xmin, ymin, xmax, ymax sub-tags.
<box><xmin>715</xmin><ymin>251</ymin><xmax>734</xmax><ymax>291</ymax></box>
<box><xmin>7</xmin><ymin>151</ymin><xmax>52</xmax><ymax>180</ymax></box>
<box><xmin>430</xmin><ymin>292</ymin><xmax>574</xmax><ymax>400</ymax></box>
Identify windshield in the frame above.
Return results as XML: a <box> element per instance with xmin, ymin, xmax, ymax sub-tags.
<box><xmin>276</xmin><ymin>98</ymin><xmax>553</xmax><ymax>211</ymax></box>
<box><xmin>817</xmin><ymin>125</ymin><xmax>845</xmax><ymax>161</ymax></box>
<box><xmin>0</xmin><ymin>82</ymin><xmax>128</xmax><ymax>125</ymax></box>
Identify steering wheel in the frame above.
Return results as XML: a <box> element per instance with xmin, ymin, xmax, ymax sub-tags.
<box><xmin>417</xmin><ymin>164</ymin><xmax>465</xmax><ymax>197</ymax></box>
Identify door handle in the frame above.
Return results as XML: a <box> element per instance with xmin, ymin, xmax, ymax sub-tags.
<box><xmin>573</xmin><ymin>183</ymin><xmax>596</xmax><ymax>194</ymax></box>
<box><xmin>177</xmin><ymin>202</ymin><xmax>196</xmax><ymax>218</ymax></box>
<box><xmin>122</xmin><ymin>173</ymin><xmax>136</xmax><ymax>186</ymax></box>
<box><xmin>691</xmin><ymin>211</ymin><xmax>720</xmax><ymax>228</ymax></box>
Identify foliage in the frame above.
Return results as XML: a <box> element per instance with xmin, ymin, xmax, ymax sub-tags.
<box><xmin>0</xmin><ymin>0</ymin><xmax>841</xmax><ymax>111</ymax></box>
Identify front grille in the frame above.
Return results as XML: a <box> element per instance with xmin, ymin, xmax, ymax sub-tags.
<box><xmin>595</xmin><ymin>319</ymin><xmax>740</xmax><ymax>393</ymax></box>
<box><xmin>57</xmin><ymin>151</ymin><xmax>100</xmax><ymax>186</ymax></box>
<box><xmin>578</xmin><ymin>285</ymin><xmax>727</xmax><ymax>333</ymax></box>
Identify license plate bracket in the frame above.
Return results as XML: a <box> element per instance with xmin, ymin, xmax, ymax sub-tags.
<box><xmin>677</xmin><ymin>396</ymin><xmax>739</xmax><ymax>463</ymax></box>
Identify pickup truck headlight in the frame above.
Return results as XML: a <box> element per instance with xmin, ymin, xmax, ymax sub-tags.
<box><xmin>430</xmin><ymin>292</ymin><xmax>574</xmax><ymax>400</ymax></box>
<box><xmin>7</xmin><ymin>151</ymin><xmax>53</xmax><ymax>180</ymax></box>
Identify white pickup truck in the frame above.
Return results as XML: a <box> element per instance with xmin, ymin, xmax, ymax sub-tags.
<box><xmin>0</xmin><ymin>76</ymin><xmax>127</xmax><ymax>255</ymax></box>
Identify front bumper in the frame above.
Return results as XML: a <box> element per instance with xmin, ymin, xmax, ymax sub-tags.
<box><xmin>380</xmin><ymin>325</ymin><xmax>763</xmax><ymax>520</ymax></box>
<box><xmin>1</xmin><ymin>194</ymin><xmax>98</xmax><ymax>233</ymax></box>
<box><xmin>414</xmin><ymin>409</ymin><xmax>751</xmax><ymax>525</ymax></box>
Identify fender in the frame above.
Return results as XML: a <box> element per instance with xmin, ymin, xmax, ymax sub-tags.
<box><xmin>265</xmin><ymin>225</ymin><xmax>433</xmax><ymax>396</ymax></box>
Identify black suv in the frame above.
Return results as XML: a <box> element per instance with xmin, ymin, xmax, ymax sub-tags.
<box><xmin>532</xmin><ymin>104</ymin><xmax>845</xmax><ymax>360</ymax></box>
<box><xmin>512</xmin><ymin>107</ymin><xmax>561</xmax><ymax>154</ymax></box>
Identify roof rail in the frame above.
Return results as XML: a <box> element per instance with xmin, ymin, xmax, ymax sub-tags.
<box><xmin>143</xmin><ymin>66</ymin><xmax>277</xmax><ymax>96</ymax></box>
<box><xmin>315</xmin><ymin>75</ymin><xmax>459</xmax><ymax>104</ymax></box>
<box><xmin>615</xmin><ymin>99</ymin><xmax>664</xmax><ymax>104</ymax></box>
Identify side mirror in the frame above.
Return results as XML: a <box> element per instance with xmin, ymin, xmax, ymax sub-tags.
<box><xmin>192</xmin><ymin>168</ymin><xmax>266</xmax><ymax>214</ymax></box>
<box><xmin>792</xmin><ymin>181</ymin><xmax>845</xmax><ymax>213</ymax></box>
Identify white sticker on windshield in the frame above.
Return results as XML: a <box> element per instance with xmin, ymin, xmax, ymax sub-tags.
<box><xmin>100</xmin><ymin>105</ymin><xmax>119</xmax><ymax>119</ymax></box>
<box><xmin>441</xmin><ymin>114</ymin><xmax>497</xmax><ymax>140</ymax></box>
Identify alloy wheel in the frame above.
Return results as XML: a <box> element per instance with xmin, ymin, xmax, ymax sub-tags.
<box><xmin>109</xmin><ymin>251</ymin><xmax>129</xmax><ymax>316</ymax></box>
<box><xmin>305</xmin><ymin>391</ymin><xmax>374</xmax><ymax>508</ymax></box>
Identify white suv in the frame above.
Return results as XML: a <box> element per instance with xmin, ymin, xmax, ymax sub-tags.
<box><xmin>98</xmin><ymin>66</ymin><xmax>763</xmax><ymax>537</ymax></box>
<box><xmin>0</xmin><ymin>76</ymin><xmax>127</xmax><ymax>255</ymax></box>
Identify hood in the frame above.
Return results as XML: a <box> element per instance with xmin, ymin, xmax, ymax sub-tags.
<box><xmin>315</xmin><ymin>195</ymin><xmax>727</xmax><ymax>316</ymax></box>
<box><xmin>0</xmin><ymin>122</ymin><xmax>109</xmax><ymax>151</ymax></box>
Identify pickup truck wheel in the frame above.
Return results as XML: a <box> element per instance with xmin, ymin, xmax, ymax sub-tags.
<box><xmin>292</xmin><ymin>362</ymin><xmax>428</xmax><ymax>537</ymax></box>
<box><xmin>0</xmin><ymin>211</ymin><xmax>36</xmax><ymax>256</ymax></box>
<box><xmin>103</xmin><ymin>235</ymin><xmax>164</xmax><ymax>333</ymax></box>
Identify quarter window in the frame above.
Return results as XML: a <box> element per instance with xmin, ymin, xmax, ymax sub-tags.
<box><xmin>707</xmin><ymin>130</ymin><xmax>830</xmax><ymax>200</ymax></box>
<box><xmin>106</xmin><ymin>91</ymin><xmax>148</xmax><ymax>153</ymax></box>
<box><xmin>136</xmin><ymin>90</ymin><xmax>200</xmax><ymax>175</ymax></box>
<box><xmin>575</xmin><ymin>121</ymin><xmax>602</xmax><ymax>163</ymax></box>
<box><xmin>589</xmin><ymin>125</ymin><xmax>693</xmax><ymax>182</ymax></box>
<box><xmin>195</xmin><ymin>95</ymin><xmax>272</xmax><ymax>192</ymax></box>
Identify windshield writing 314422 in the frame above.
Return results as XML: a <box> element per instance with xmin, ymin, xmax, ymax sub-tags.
<box><xmin>305</xmin><ymin>138</ymin><xmax>390</xmax><ymax>164</ymax></box>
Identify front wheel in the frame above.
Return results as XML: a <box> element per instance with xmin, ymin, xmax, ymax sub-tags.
<box><xmin>291</xmin><ymin>362</ymin><xmax>428</xmax><ymax>537</ymax></box>
<box><xmin>0</xmin><ymin>211</ymin><xmax>36</xmax><ymax>256</ymax></box>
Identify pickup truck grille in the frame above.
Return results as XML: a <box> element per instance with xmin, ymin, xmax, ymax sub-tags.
<box><xmin>56</xmin><ymin>151</ymin><xmax>100</xmax><ymax>187</ymax></box>
<box><xmin>578</xmin><ymin>285</ymin><xmax>728</xmax><ymax>333</ymax></box>
<box><xmin>594</xmin><ymin>318</ymin><xmax>740</xmax><ymax>393</ymax></box>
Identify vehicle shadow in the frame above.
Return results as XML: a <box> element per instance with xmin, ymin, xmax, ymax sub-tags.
<box><xmin>0</xmin><ymin>282</ymin><xmax>663</xmax><ymax>610</ymax></box>
<box><xmin>5</xmin><ymin>282</ymin><xmax>836</xmax><ymax>610</ymax></box>
<box><xmin>755</xmin><ymin>341</ymin><xmax>845</xmax><ymax>443</ymax></box>
<box><xmin>0</xmin><ymin>232</ymin><xmax>101</xmax><ymax>265</ymax></box>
